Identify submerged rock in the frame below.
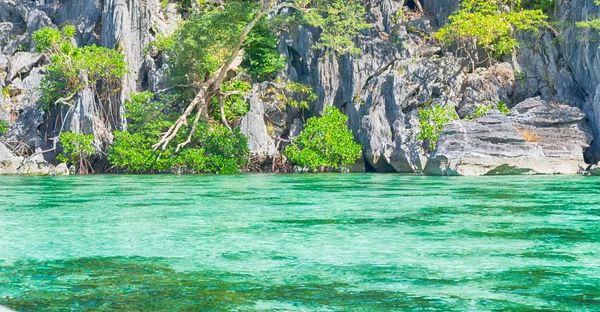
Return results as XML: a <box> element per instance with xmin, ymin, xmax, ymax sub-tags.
<box><xmin>425</xmin><ymin>98</ymin><xmax>591</xmax><ymax>176</ymax></box>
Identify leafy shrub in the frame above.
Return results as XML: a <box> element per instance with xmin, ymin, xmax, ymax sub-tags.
<box><xmin>57</xmin><ymin>132</ymin><xmax>95</xmax><ymax>174</ymax></box>
<box><xmin>109</xmin><ymin>93</ymin><xmax>249</xmax><ymax>174</ymax></box>
<box><xmin>208</xmin><ymin>80</ymin><xmax>251</xmax><ymax>122</ymax></box>
<box><xmin>32</xmin><ymin>26</ymin><xmax>126</xmax><ymax>106</ymax></box>
<box><xmin>0</xmin><ymin>121</ymin><xmax>8</xmax><ymax>135</ymax></box>
<box><xmin>497</xmin><ymin>100</ymin><xmax>510</xmax><ymax>115</ymax></box>
<box><xmin>433</xmin><ymin>0</ymin><xmax>547</xmax><ymax>69</ymax></box>
<box><xmin>241</xmin><ymin>19</ymin><xmax>286</xmax><ymax>81</ymax></box>
<box><xmin>284</xmin><ymin>106</ymin><xmax>362</xmax><ymax>171</ymax></box>
<box><xmin>464</xmin><ymin>104</ymin><xmax>492</xmax><ymax>119</ymax></box>
<box><xmin>417</xmin><ymin>104</ymin><xmax>459</xmax><ymax>150</ymax></box>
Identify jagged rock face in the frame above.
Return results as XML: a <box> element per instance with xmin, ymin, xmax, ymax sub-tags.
<box><xmin>553</xmin><ymin>0</ymin><xmax>600</xmax><ymax>162</ymax></box>
<box><xmin>348</xmin><ymin>55</ymin><xmax>465</xmax><ymax>172</ymax></box>
<box><xmin>0</xmin><ymin>0</ymin><xmax>173</xmax><ymax>155</ymax></box>
<box><xmin>424</xmin><ymin>0</ymin><xmax>459</xmax><ymax>26</ymax></box>
<box><xmin>280</xmin><ymin>0</ymin><xmax>405</xmax><ymax>114</ymax></box>
<box><xmin>240</xmin><ymin>89</ymin><xmax>278</xmax><ymax>161</ymax></box>
<box><xmin>425</xmin><ymin>98</ymin><xmax>591</xmax><ymax>176</ymax></box>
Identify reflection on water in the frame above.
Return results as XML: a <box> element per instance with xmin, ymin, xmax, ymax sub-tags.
<box><xmin>1</xmin><ymin>174</ymin><xmax>599</xmax><ymax>310</ymax></box>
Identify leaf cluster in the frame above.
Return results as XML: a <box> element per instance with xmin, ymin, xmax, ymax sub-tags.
<box><xmin>209</xmin><ymin>80</ymin><xmax>251</xmax><ymax>122</ymax></box>
<box><xmin>284</xmin><ymin>106</ymin><xmax>362</xmax><ymax>171</ymax></box>
<box><xmin>434</xmin><ymin>0</ymin><xmax>548</xmax><ymax>60</ymax></box>
<box><xmin>33</xmin><ymin>26</ymin><xmax>126</xmax><ymax>106</ymax></box>
<box><xmin>0</xmin><ymin>120</ymin><xmax>8</xmax><ymax>135</ymax></box>
<box><xmin>57</xmin><ymin>132</ymin><xmax>95</xmax><ymax>172</ymax></box>
<box><xmin>109</xmin><ymin>93</ymin><xmax>249</xmax><ymax>174</ymax></box>
<box><xmin>417</xmin><ymin>104</ymin><xmax>459</xmax><ymax>151</ymax></box>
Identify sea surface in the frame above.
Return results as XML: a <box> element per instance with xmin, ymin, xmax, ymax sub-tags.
<box><xmin>0</xmin><ymin>174</ymin><xmax>599</xmax><ymax>311</ymax></box>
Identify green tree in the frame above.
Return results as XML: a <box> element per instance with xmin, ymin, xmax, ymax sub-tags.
<box><xmin>434</xmin><ymin>0</ymin><xmax>548</xmax><ymax>71</ymax></box>
<box><xmin>417</xmin><ymin>104</ymin><xmax>459</xmax><ymax>151</ymax></box>
<box><xmin>152</xmin><ymin>0</ymin><xmax>370</xmax><ymax>151</ymax></box>
<box><xmin>57</xmin><ymin>132</ymin><xmax>95</xmax><ymax>174</ymax></box>
<box><xmin>109</xmin><ymin>92</ymin><xmax>248</xmax><ymax>174</ymax></box>
<box><xmin>284</xmin><ymin>106</ymin><xmax>362</xmax><ymax>171</ymax></box>
<box><xmin>32</xmin><ymin>26</ymin><xmax>126</xmax><ymax>107</ymax></box>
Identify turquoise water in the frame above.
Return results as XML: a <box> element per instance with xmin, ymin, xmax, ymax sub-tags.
<box><xmin>0</xmin><ymin>174</ymin><xmax>599</xmax><ymax>311</ymax></box>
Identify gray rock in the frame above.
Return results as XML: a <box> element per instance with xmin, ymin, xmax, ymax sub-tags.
<box><xmin>26</xmin><ymin>9</ymin><xmax>52</xmax><ymax>36</ymax></box>
<box><xmin>288</xmin><ymin>118</ymin><xmax>304</xmax><ymax>139</ymax></box>
<box><xmin>63</xmin><ymin>88</ymin><xmax>96</xmax><ymax>136</ymax></box>
<box><xmin>0</xmin><ymin>22</ymin><xmax>12</xmax><ymax>47</ymax></box>
<box><xmin>424</xmin><ymin>0</ymin><xmax>459</xmax><ymax>26</ymax></box>
<box><xmin>7</xmin><ymin>52</ymin><xmax>43</xmax><ymax>81</ymax></box>
<box><xmin>0</xmin><ymin>142</ymin><xmax>68</xmax><ymax>175</ymax></box>
<box><xmin>49</xmin><ymin>162</ymin><xmax>69</xmax><ymax>176</ymax></box>
<box><xmin>0</xmin><ymin>53</ymin><xmax>8</xmax><ymax>73</ymax></box>
<box><xmin>53</xmin><ymin>0</ymin><xmax>102</xmax><ymax>46</ymax></box>
<box><xmin>425</xmin><ymin>98</ymin><xmax>591</xmax><ymax>176</ymax></box>
<box><xmin>240</xmin><ymin>90</ymin><xmax>277</xmax><ymax>161</ymax></box>
<box><xmin>349</xmin><ymin>55</ymin><xmax>465</xmax><ymax>173</ymax></box>
<box><xmin>0</xmin><ymin>141</ymin><xmax>15</xmax><ymax>161</ymax></box>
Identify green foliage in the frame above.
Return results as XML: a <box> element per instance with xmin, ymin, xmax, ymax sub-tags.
<box><xmin>268</xmin><ymin>81</ymin><xmax>318</xmax><ymax>113</ymax></box>
<box><xmin>528</xmin><ymin>0</ymin><xmax>555</xmax><ymax>13</ymax></box>
<box><xmin>57</xmin><ymin>132</ymin><xmax>95</xmax><ymax>173</ymax></box>
<box><xmin>577</xmin><ymin>0</ymin><xmax>600</xmax><ymax>31</ymax></box>
<box><xmin>1</xmin><ymin>87</ymin><xmax>9</xmax><ymax>99</ymax></box>
<box><xmin>163</xmin><ymin>0</ymin><xmax>369</xmax><ymax>86</ymax></box>
<box><xmin>417</xmin><ymin>104</ymin><xmax>459</xmax><ymax>150</ymax></box>
<box><xmin>497</xmin><ymin>100</ymin><xmax>510</xmax><ymax>115</ymax></box>
<box><xmin>166</xmin><ymin>1</ymin><xmax>262</xmax><ymax>85</ymax></box>
<box><xmin>242</xmin><ymin>19</ymin><xmax>286</xmax><ymax>80</ymax></box>
<box><xmin>32</xmin><ymin>26</ymin><xmax>126</xmax><ymax>106</ymax></box>
<box><xmin>296</xmin><ymin>0</ymin><xmax>371</xmax><ymax>55</ymax></box>
<box><xmin>284</xmin><ymin>106</ymin><xmax>362</xmax><ymax>171</ymax></box>
<box><xmin>577</xmin><ymin>19</ymin><xmax>600</xmax><ymax>30</ymax></box>
<box><xmin>434</xmin><ymin>0</ymin><xmax>548</xmax><ymax>66</ymax></box>
<box><xmin>61</xmin><ymin>25</ymin><xmax>77</xmax><ymax>38</ymax></box>
<box><xmin>32</xmin><ymin>27</ymin><xmax>62</xmax><ymax>53</ymax></box>
<box><xmin>109</xmin><ymin>93</ymin><xmax>249</xmax><ymax>174</ymax></box>
<box><xmin>209</xmin><ymin>80</ymin><xmax>251</xmax><ymax>122</ymax></box>
<box><xmin>0</xmin><ymin>120</ymin><xmax>8</xmax><ymax>135</ymax></box>
<box><xmin>464</xmin><ymin>103</ymin><xmax>492</xmax><ymax>119</ymax></box>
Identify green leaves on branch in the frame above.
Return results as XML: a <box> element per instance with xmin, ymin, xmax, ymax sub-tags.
<box><xmin>158</xmin><ymin>0</ymin><xmax>369</xmax><ymax>87</ymax></box>
<box><xmin>284</xmin><ymin>106</ymin><xmax>362</xmax><ymax>171</ymax></box>
<box><xmin>57</xmin><ymin>132</ymin><xmax>95</xmax><ymax>174</ymax></box>
<box><xmin>417</xmin><ymin>104</ymin><xmax>458</xmax><ymax>151</ymax></box>
<box><xmin>109</xmin><ymin>93</ymin><xmax>249</xmax><ymax>174</ymax></box>
<box><xmin>0</xmin><ymin>120</ymin><xmax>8</xmax><ymax>135</ymax></box>
<box><xmin>434</xmin><ymin>0</ymin><xmax>548</xmax><ymax>65</ymax></box>
<box><xmin>296</xmin><ymin>0</ymin><xmax>371</xmax><ymax>55</ymax></box>
<box><xmin>32</xmin><ymin>26</ymin><xmax>126</xmax><ymax>106</ymax></box>
<box><xmin>209</xmin><ymin>80</ymin><xmax>251</xmax><ymax>122</ymax></box>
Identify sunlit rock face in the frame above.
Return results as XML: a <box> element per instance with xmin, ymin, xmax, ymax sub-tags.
<box><xmin>425</xmin><ymin>98</ymin><xmax>592</xmax><ymax>176</ymax></box>
<box><xmin>1</xmin><ymin>0</ymin><xmax>600</xmax><ymax>173</ymax></box>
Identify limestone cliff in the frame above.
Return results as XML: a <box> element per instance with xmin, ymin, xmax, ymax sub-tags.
<box><xmin>1</xmin><ymin>0</ymin><xmax>599</xmax><ymax>175</ymax></box>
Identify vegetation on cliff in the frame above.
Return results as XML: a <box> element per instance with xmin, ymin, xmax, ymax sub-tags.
<box><xmin>109</xmin><ymin>92</ymin><xmax>249</xmax><ymax>174</ymax></box>
<box><xmin>150</xmin><ymin>0</ymin><xmax>369</xmax><ymax>152</ymax></box>
<box><xmin>284</xmin><ymin>106</ymin><xmax>362</xmax><ymax>171</ymax></box>
<box><xmin>434</xmin><ymin>0</ymin><xmax>548</xmax><ymax>70</ymax></box>
<box><xmin>32</xmin><ymin>26</ymin><xmax>126</xmax><ymax>107</ymax></box>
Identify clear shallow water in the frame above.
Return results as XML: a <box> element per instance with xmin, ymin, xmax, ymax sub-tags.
<box><xmin>0</xmin><ymin>174</ymin><xmax>599</xmax><ymax>311</ymax></box>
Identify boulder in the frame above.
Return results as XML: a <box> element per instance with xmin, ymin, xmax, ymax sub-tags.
<box><xmin>0</xmin><ymin>142</ymin><xmax>68</xmax><ymax>175</ymax></box>
<box><xmin>349</xmin><ymin>55</ymin><xmax>465</xmax><ymax>173</ymax></box>
<box><xmin>7</xmin><ymin>52</ymin><xmax>43</xmax><ymax>81</ymax></box>
<box><xmin>240</xmin><ymin>90</ymin><xmax>277</xmax><ymax>161</ymax></box>
<box><xmin>425</xmin><ymin>98</ymin><xmax>592</xmax><ymax>175</ymax></box>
